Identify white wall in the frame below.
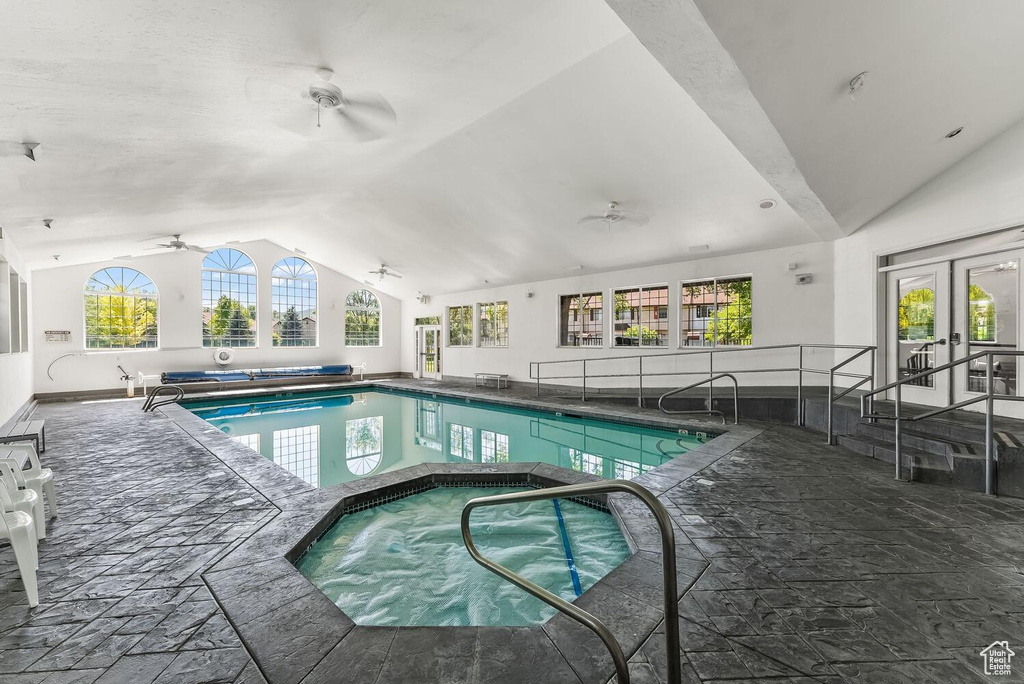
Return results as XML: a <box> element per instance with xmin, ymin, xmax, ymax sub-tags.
<box><xmin>834</xmin><ymin>116</ymin><xmax>1024</xmax><ymax>353</ymax></box>
<box><xmin>32</xmin><ymin>240</ymin><xmax>402</xmax><ymax>394</ymax></box>
<box><xmin>0</xmin><ymin>233</ymin><xmax>33</xmax><ymax>423</ymax></box>
<box><xmin>402</xmin><ymin>241</ymin><xmax>837</xmax><ymax>387</ymax></box>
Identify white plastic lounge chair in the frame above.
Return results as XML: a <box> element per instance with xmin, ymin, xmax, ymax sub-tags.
<box><xmin>0</xmin><ymin>442</ymin><xmax>56</xmax><ymax>519</ymax></box>
<box><xmin>0</xmin><ymin>461</ymin><xmax>44</xmax><ymax>539</ymax></box>
<box><xmin>0</xmin><ymin>478</ymin><xmax>38</xmax><ymax>607</ymax></box>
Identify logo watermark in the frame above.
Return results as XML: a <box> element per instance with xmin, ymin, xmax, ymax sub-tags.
<box><xmin>981</xmin><ymin>641</ymin><xmax>1015</xmax><ymax>676</ymax></box>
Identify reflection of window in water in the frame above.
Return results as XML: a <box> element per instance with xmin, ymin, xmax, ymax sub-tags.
<box><xmin>273</xmin><ymin>426</ymin><xmax>319</xmax><ymax>486</ymax></box>
<box><xmin>560</xmin><ymin>447</ymin><xmax>645</xmax><ymax>480</ymax></box>
<box><xmin>346</xmin><ymin>417</ymin><xmax>383</xmax><ymax>475</ymax></box>
<box><xmin>481</xmin><ymin>430</ymin><xmax>509</xmax><ymax>462</ymax></box>
<box><xmin>450</xmin><ymin>424</ymin><xmax>474</xmax><ymax>460</ymax></box>
<box><xmin>562</xmin><ymin>448</ymin><xmax>604</xmax><ymax>476</ymax></box>
<box><xmin>614</xmin><ymin>460</ymin><xmax>641</xmax><ymax>480</ymax></box>
<box><xmin>231</xmin><ymin>433</ymin><xmax>260</xmax><ymax>453</ymax></box>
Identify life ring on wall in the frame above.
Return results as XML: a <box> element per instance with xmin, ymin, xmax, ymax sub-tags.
<box><xmin>213</xmin><ymin>348</ymin><xmax>234</xmax><ymax>367</ymax></box>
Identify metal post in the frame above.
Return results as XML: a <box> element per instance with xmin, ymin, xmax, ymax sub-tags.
<box><xmin>581</xmin><ymin>359</ymin><xmax>587</xmax><ymax>402</ymax></box>
<box><xmin>797</xmin><ymin>346</ymin><xmax>804</xmax><ymax>426</ymax></box>
<box><xmin>638</xmin><ymin>356</ymin><xmax>644</xmax><ymax>408</ymax></box>
<box><xmin>535</xmin><ymin>363</ymin><xmax>541</xmax><ymax>397</ymax></box>
<box><xmin>826</xmin><ymin>368</ymin><xmax>834</xmax><ymax>445</ymax></box>
<box><xmin>868</xmin><ymin>347</ymin><xmax>876</xmax><ymax>418</ymax></box>
<box><xmin>894</xmin><ymin>384</ymin><xmax>903</xmax><ymax>481</ymax></box>
<box><xmin>708</xmin><ymin>351</ymin><xmax>714</xmax><ymax>413</ymax></box>
<box><xmin>986</xmin><ymin>354</ymin><xmax>995</xmax><ymax>495</ymax></box>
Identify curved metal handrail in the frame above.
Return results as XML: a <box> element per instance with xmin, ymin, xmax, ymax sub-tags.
<box><xmin>657</xmin><ymin>373</ymin><xmax>738</xmax><ymax>424</ymax></box>
<box><xmin>461</xmin><ymin>480</ymin><xmax>681</xmax><ymax>684</ymax></box>
<box><xmin>142</xmin><ymin>385</ymin><xmax>184</xmax><ymax>412</ymax></box>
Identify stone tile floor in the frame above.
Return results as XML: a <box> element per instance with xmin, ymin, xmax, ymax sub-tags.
<box><xmin>2</xmin><ymin>391</ymin><xmax>1024</xmax><ymax>683</ymax></box>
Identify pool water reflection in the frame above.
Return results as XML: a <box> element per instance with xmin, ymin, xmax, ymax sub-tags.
<box><xmin>184</xmin><ymin>389</ymin><xmax>712</xmax><ymax>488</ymax></box>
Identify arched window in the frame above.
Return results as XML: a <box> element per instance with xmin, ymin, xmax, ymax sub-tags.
<box><xmin>345</xmin><ymin>289</ymin><xmax>381</xmax><ymax>346</ymax></box>
<box><xmin>202</xmin><ymin>248</ymin><xmax>257</xmax><ymax>347</ymax></box>
<box><xmin>272</xmin><ymin>257</ymin><xmax>317</xmax><ymax>347</ymax></box>
<box><xmin>84</xmin><ymin>267</ymin><xmax>158</xmax><ymax>349</ymax></box>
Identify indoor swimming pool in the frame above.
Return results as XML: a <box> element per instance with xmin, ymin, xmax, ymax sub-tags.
<box><xmin>184</xmin><ymin>388</ymin><xmax>711</xmax><ymax>488</ymax></box>
<box><xmin>296</xmin><ymin>486</ymin><xmax>630</xmax><ymax>626</ymax></box>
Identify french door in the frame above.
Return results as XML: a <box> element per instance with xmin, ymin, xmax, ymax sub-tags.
<box><xmin>415</xmin><ymin>325</ymin><xmax>442</xmax><ymax>380</ymax></box>
<box><xmin>886</xmin><ymin>249</ymin><xmax>1023</xmax><ymax>415</ymax></box>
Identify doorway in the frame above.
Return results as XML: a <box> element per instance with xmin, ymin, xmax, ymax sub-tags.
<box><xmin>415</xmin><ymin>325</ymin><xmax>442</xmax><ymax>380</ymax></box>
<box><xmin>885</xmin><ymin>249</ymin><xmax>1022</xmax><ymax>414</ymax></box>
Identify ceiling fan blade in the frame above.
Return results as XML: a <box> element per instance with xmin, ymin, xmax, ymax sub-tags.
<box><xmin>577</xmin><ymin>216</ymin><xmax>607</xmax><ymax>224</ymax></box>
<box><xmin>186</xmin><ymin>245</ymin><xmax>211</xmax><ymax>254</ymax></box>
<box><xmin>146</xmin><ymin>244</ymin><xmax>172</xmax><ymax>250</ymax></box>
<box><xmin>344</xmin><ymin>91</ymin><xmax>396</xmax><ymax>123</ymax></box>
<box><xmin>621</xmin><ymin>213</ymin><xmax>649</xmax><ymax>226</ymax></box>
<box><xmin>331</xmin><ymin>108</ymin><xmax>389</xmax><ymax>142</ymax></box>
<box><xmin>388</xmin><ymin>273</ymin><xmax>403</xmax><ymax>279</ymax></box>
<box><xmin>276</xmin><ymin>106</ymin><xmax>317</xmax><ymax>137</ymax></box>
<box><xmin>244</xmin><ymin>76</ymin><xmax>304</xmax><ymax>107</ymax></box>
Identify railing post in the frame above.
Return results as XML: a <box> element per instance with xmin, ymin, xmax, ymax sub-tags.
<box><xmin>986</xmin><ymin>354</ymin><xmax>995</xmax><ymax>496</ymax></box>
<box><xmin>868</xmin><ymin>347</ymin><xmax>876</xmax><ymax>419</ymax></box>
<box><xmin>536</xmin><ymin>363</ymin><xmax>541</xmax><ymax>397</ymax></box>
<box><xmin>894</xmin><ymin>384</ymin><xmax>903</xmax><ymax>481</ymax></box>
<box><xmin>708</xmin><ymin>351</ymin><xmax>714</xmax><ymax>413</ymax></box>
<box><xmin>581</xmin><ymin>359</ymin><xmax>587</xmax><ymax>402</ymax></box>
<box><xmin>797</xmin><ymin>346</ymin><xmax>804</xmax><ymax>426</ymax></box>
<box><xmin>638</xmin><ymin>356</ymin><xmax>644</xmax><ymax>408</ymax></box>
<box><xmin>826</xmin><ymin>368</ymin><xmax>835</xmax><ymax>445</ymax></box>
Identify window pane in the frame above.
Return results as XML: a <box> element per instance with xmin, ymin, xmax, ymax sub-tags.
<box><xmin>345</xmin><ymin>289</ymin><xmax>381</xmax><ymax>346</ymax></box>
<box><xmin>559</xmin><ymin>292</ymin><xmax>603</xmax><ymax>347</ymax></box>
<box><xmin>713</xmin><ymin>278</ymin><xmax>752</xmax><ymax>346</ymax></box>
<box><xmin>448</xmin><ymin>305</ymin><xmax>473</xmax><ymax>346</ymax></box>
<box><xmin>84</xmin><ymin>267</ymin><xmax>158</xmax><ymax>349</ymax></box>
<box><xmin>614</xmin><ymin>286</ymin><xmax>668</xmax><ymax>347</ymax></box>
<box><xmin>681</xmin><ymin>277</ymin><xmax>752</xmax><ymax>347</ymax></box>
<box><xmin>272</xmin><ymin>257</ymin><xmax>317</xmax><ymax>347</ymax></box>
<box><xmin>479</xmin><ymin>301</ymin><xmax>509</xmax><ymax>347</ymax></box>
<box><xmin>202</xmin><ymin>249</ymin><xmax>257</xmax><ymax>348</ymax></box>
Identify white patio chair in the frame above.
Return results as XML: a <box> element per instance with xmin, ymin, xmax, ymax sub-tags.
<box><xmin>0</xmin><ymin>461</ymin><xmax>45</xmax><ymax>539</ymax></box>
<box><xmin>1</xmin><ymin>442</ymin><xmax>56</xmax><ymax>519</ymax></box>
<box><xmin>0</xmin><ymin>478</ymin><xmax>38</xmax><ymax>607</ymax></box>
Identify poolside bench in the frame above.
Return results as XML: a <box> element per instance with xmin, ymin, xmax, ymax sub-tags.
<box><xmin>0</xmin><ymin>420</ymin><xmax>46</xmax><ymax>453</ymax></box>
<box><xmin>475</xmin><ymin>373</ymin><xmax>509</xmax><ymax>389</ymax></box>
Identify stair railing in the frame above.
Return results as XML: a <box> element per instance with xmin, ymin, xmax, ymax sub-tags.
<box><xmin>860</xmin><ymin>349</ymin><xmax>1024</xmax><ymax>495</ymax></box>
<box><xmin>658</xmin><ymin>373</ymin><xmax>738</xmax><ymax>424</ymax></box>
<box><xmin>141</xmin><ymin>385</ymin><xmax>184</xmax><ymax>412</ymax></box>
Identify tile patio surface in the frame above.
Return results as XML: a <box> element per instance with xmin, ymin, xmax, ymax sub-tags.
<box><xmin>1</xmin><ymin>386</ymin><xmax>1024</xmax><ymax>683</ymax></box>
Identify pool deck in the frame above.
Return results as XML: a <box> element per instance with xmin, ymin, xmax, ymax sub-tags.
<box><xmin>2</xmin><ymin>380</ymin><xmax>1024</xmax><ymax>683</ymax></box>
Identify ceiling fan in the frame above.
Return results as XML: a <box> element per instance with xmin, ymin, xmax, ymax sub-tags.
<box><xmin>577</xmin><ymin>202</ymin><xmax>649</xmax><ymax>228</ymax></box>
<box><xmin>368</xmin><ymin>264</ymin><xmax>402</xmax><ymax>282</ymax></box>
<box><xmin>245</xmin><ymin>67</ymin><xmax>396</xmax><ymax>142</ymax></box>
<box><xmin>146</xmin><ymin>234</ymin><xmax>210</xmax><ymax>254</ymax></box>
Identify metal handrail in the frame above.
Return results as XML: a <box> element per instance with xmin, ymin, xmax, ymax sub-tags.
<box><xmin>658</xmin><ymin>373</ymin><xmax>738</xmax><ymax>424</ymax></box>
<box><xmin>142</xmin><ymin>385</ymin><xmax>184</xmax><ymax>412</ymax></box>
<box><xmin>860</xmin><ymin>349</ymin><xmax>1024</xmax><ymax>494</ymax></box>
<box><xmin>530</xmin><ymin>343</ymin><xmax>876</xmax><ymax>445</ymax></box>
<box><xmin>461</xmin><ymin>480</ymin><xmax>681</xmax><ymax>684</ymax></box>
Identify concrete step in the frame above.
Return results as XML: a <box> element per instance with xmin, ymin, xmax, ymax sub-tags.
<box><xmin>854</xmin><ymin>421</ymin><xmax>978</xmax><ymax>468</ymax></box>
<box><xmin>835</xmin><ymin>434</ymin><xmax>954</xmax><ymax>487</ymax></box>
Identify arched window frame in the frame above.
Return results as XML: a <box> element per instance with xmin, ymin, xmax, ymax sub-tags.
<box><xmin>202</xmin><ymin>248</ymin><xmax>258</xmax><ymax>348</ymax></box>
<box><xmin>83</xmin><ymin>267</ymin><xmax>159</xmax><ymax>349</ymax></box>
<box><xmin>345</xmin><ymin>289</ymin><xmax>382</xmax><ymax>347</ymax></box>
<box><xmin>271</xmin><ymin>257</ymin><xmax>318</xmax><ymax>347</ymax></box>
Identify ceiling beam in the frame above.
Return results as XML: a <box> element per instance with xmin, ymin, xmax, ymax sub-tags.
<box><xmin>603</xmin><ymin>0</ymin><xmax>847</xmax><ymax>240</ymax></box>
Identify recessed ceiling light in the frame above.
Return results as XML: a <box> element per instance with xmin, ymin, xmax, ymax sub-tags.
<box><xmin>759</xmin><ymin>199</ymin><xmax>776</xmax><ymax>210</ymax></box>
<box><xmin>945</xmin><ymin>126</ymin><xmax>964</xmax><ymax>139</ymax></box>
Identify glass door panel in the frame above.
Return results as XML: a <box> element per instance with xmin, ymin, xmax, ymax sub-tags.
<box><xmin>886</xmin><ymin>266</ymin><xmax>949</xmax><ymax>405</ymax></box>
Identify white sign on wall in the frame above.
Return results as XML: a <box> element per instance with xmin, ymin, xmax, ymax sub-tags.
<box><xmin>44</xmin><ymin>330</ymin><xmax>72</xmax><ymax>343</ymax></box>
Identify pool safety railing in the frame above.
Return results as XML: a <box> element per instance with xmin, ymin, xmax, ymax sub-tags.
<box><xmin>530</xmin><ymin>344</ymin><xmax>876</xmax><ymax>444</ymax></box>
<box><xmin>461</xmin><ymin>480</ymin><xmax>681</xmax><ymax>684</ymax></box>
<box><xmin>141</xmin><ymin>385</ymin><xmax>184</xmax><ymax>412</ymax></box>
<box><xmin>658</xmin><ymin>373</ymin><xmax>738</xmax><ymax>424</ymax></box>
<box><xmin>860</xmin><ymin>349</ymin><xmax>1024</xmax><ymax>496</ymax></box>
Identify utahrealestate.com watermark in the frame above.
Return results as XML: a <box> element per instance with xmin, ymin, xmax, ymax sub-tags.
<box><xmin>981</xmin><ymin>641</ymin><xmax>1015</xmax><ymax>676</ymax></box>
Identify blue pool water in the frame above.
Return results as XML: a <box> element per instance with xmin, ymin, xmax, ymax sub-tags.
<box><xmin>296</xmin><ymin>486</ymin><xmax>630</xmax><ymax>626</ymax></box>
<box><xmin>184</xmin><ymin>388</ymin><xmax>711</xmax><ymax>488</ymax></box>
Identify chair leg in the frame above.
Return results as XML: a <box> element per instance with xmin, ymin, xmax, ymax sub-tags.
<box><xmin>43</xmin><ymin>481</ymin><xmax>57</xmax><ymax>519</ymax></box>
<box><xmin>11</xmin><ymin>527</ymin><xmax>38</xmax><ymax>607</ymax></box>
<box><xmin>32</xmin><ymin>498</ymin><xmax>46</xmax><ymax>540</ymax></box>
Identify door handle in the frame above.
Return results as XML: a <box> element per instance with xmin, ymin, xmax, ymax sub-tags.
<box><xmin>935</xmin><ymin>338</ymin><xmax>947</xmax><ymax>346</ymax></box>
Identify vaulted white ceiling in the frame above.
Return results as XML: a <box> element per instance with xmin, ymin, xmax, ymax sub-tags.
<box><xmin>3</xmin><ymin>0</ymin><xmax>1022</xmax><ymax>297</ymax></box>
